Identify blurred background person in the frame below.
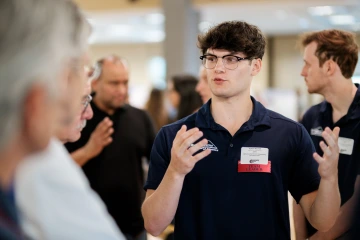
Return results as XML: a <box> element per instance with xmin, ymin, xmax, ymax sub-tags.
<box><xmin>65</xmin><ymin>55</ymin><xmax>155</xmax><ymax>240</ymax></box>
<box><xmin>294</xmin><ymin>29</ymin><xmax>360</xmax><ymax>240</ymax></box>
<box><xmin>0</xmin><ymin>0</ymin><xmax>90</xmax><ymax>238</ymax></box>
<box><xmin>15</xmin><ymin>5</ymin><xmax>126</xmax><ymax>237</ymax></box>
<box><xmin>16</xmin><ymin>63</ymin><xmax>125</xmax><ymax>240</ymax></box>
<box><xmin>13</xmin><ymin>1</ymin><xmax>125</xmax><ymax>239</ymax></box>
<box><xmin>167</xmin><ymin>74</ymin><xmax>203</xmax><ymax>122</ymax></box>
<box><xmin>145</xmin><ymin>88</ymin><xmax>169</xmax><ymax>133</ymax></box>
<box><xmin>196</xmin><ymin>66</ymin><xmax>212</xmax><ymax>104</ymax></box>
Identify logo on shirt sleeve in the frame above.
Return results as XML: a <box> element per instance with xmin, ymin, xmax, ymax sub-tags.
<box><xmin>310</xmin><ymin>126</ymin><xmax>323</xmax><ymax>137</ymax></box>
<box><xmin>200</xmin><ymin>140</ymin><xmax>218</xmax><ymax>152</ymax></box>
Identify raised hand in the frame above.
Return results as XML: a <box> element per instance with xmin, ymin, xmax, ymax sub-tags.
<box><xmin>169</xmin><ymin>125</ymin><xmax>211</xmax><ymax>176</ymax></box>
<box><xmin>84</xmin><ymin>117</ymin><xmax>113</xmax><ymax>158</ymax></box>
<box><xmin>313</xmin><ymin>127</ymin><xmax>340</xmax><ymax>180</ymax></box>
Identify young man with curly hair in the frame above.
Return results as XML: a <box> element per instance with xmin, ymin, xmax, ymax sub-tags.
<box><xmin>142</xmin><ymin>21</ymin><xmax>341</xmax><ymax>239</ymax></box>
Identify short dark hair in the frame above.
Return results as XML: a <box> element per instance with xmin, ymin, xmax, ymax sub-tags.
<box><xmin>198</xmin><ymin>21</ymin><xmax>266</xmax><ymax>59</ymax></box>
<box><xmin>171</xmin><ymin>74</ymin><xmax>202</xmax><ymax>120</ymax></box>
<box><xmin>300</xmin><ymin>29</ymin><xmax>359</xmax><ymax>79</ymax></box>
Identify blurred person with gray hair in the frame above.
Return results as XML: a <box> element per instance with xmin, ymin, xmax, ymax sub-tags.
<box><xmin>8</xmin><ymin>1</ymin><xmax>126</xmax><ymax>239</ymax></box>
<box><xmin>0</xmin><ymin>0</ymin><xmax>88</xmax><ymax>238</ymax></box>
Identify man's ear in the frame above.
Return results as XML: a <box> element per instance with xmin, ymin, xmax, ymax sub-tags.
<box><xmin>22</xmin><ymin>84</ymin><xmax>51</xmax><ymax>152</ymax></box>
<box><xmin>323</xmin><ymin>60</ymin><xmax>336</xmax><ymax>77</ymax></box>
<box><xmin>91</xmin><ymin>79</ymin><xmax>98</xmax><ymax>92</ymax></box>
<box><xmin>251</xmin><ymin>58</ymin><xmax>262</xmax><ymax>76</ymax></box>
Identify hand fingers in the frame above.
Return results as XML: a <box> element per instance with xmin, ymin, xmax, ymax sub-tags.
<box><xmin>324</xmin><ymin>127</ymin><xmax>340</xmax><ymax>143</ymax></box>
<box><xmin>321</xmin><ymin>129</ymin><xmax>337</xmax><ymax>149</ymax></box>
<box><xmin>173</xmin><ymin>125</ymin><xmax>187</xmax><ymax>146</ymax></box>
<box><xmin>332</xmin><ymin>126</ymin><xmax>340</xmax><ymax>138</ymax></box>
<box><xmin>178</xmin><ymin>131</ymin><xmax>204</xmax><ymax>153</ymax></box>
<box><xmin>173</xmin><ymin>126</ymin><xmax>199</xmax><ymax>147</ymax></box>
<box><xmin>104</xmin><ymin>137</ymin><xmax>112</xmax><ymax>146</ymax></box>
<box><xmin>319</xmin><ymin>141</ymin><xmax>331</xmax><ymax>156</ymax></box>
<box><xmin>313</xmin><ymin>152</ymin><xmax>324</xmax><ymax>164</ymax></box>
<box><xmin>103</xmin><ymin>128</ymin><xmax>114</xmax><ymax>138</ymax></box>
<box><xmin>186</xmin><ymin>138</ymin><xmax>208</xmax><ymax>156</ymax></box>
<box><xmin>97</xmin><ymin>120</ymin><xmax>113</xmax><ymax>133</ymax></box>
<box><xmin>191</xmin><ymin>149</ymin><xmax>212</xmax><ymax>163</ymax></box>
<box><xmin>174</xmin><ymin>125</ymin><xmax>187</xmax><ymax>138</ymax></box>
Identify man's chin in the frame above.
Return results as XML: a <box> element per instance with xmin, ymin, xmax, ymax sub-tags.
<box><xmin>307</xmin><ymin>88</ymin><xmax>316</xmax><ymax>94</ymax></box>
<box><xmin>110</xmin><ymin>102</ymin><xmax>125</xmax><ymax>109</ymax></box>
<box><xmin>68</xmin><ymin>131</ymin><xmax>81</xmax><ymax>143</ymax></box>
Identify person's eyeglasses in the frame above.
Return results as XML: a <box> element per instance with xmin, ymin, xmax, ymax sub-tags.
<box><xmin>199</xmin><ymin>54</ymin><xmax>251</xmax><ymax>70</ymax></box>
<box><xmin>82</xmin><ymin>95</ymin><xmax>92</xmax><ymax>113</ymax></box>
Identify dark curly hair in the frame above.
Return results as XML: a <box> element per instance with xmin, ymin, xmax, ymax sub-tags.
<box><xmin>198</xmin><ymin>21</ymin><xmax>266</xmax><ymax>59</ymax></box>
<box><xmin>300</xmin><ymin>29</ymin><xmax>359</xmax><ymax>79</ymax></box>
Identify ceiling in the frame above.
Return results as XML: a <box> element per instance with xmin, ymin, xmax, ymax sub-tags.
<box><xmin>79</xmin><ymin>0</ymin><xmax>360</xmax><ymax>44</ymax></box>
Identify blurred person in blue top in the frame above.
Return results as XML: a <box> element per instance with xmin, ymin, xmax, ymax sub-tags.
<box><xmin>142</xmin><ymin>21</ymin><xmax>341</xmax><ymax>240</ymax></box>
<box><xmin>293</xmin><ymin>29</ymin><xmax>360</xmax><ymax>240</ymax></box>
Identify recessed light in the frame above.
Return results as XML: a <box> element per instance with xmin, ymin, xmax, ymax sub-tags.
<box><xmin>146</xmin><ymin>13</ymin><xmax>165</xmax><ymax>25</ymax></box>
<box><xmin>308</xmin><ymin>6</ymin><xmax>334</xmax><ymax>16</ymax></box>
<box><xmin>329</xmin><ymin>15</ymin><xmax>356</xmax><ymax>25</ymax></box>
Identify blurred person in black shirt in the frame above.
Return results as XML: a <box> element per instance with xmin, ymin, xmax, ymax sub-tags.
<box><xmin>66</xmin><ymin>55</ymin><xmax>155</xmax><ymax>240</ymax></box>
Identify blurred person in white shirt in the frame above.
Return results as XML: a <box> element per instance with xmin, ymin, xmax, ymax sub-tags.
<box><xmin>14</xmin><ymin>1</ymin><xmax>125</xmax><ymax>239</ymax></box>
<box><xmin>0</xmin><ymin>0</ymin><xmax>90</xmax><ymax>238</ymax></box>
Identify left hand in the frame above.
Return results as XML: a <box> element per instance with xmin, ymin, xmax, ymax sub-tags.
<box><xmin>313</xmin><ymin>127</ymin><xmax>340</xmax><ymax>180</ymax></box>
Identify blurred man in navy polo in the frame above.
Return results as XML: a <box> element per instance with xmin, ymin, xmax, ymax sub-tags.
<box><xmin>294</xmin><ymin>29</ymin><xmax>360</xmax><ymax>240</ymax></box>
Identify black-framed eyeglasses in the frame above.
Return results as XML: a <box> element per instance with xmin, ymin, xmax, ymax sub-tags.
<box><xmin>200</xmin><ymin>54</ymin><xmax>251</xmax><ymax>70</ymax></box>
<box><xmin>82</xmin><ymin>95</ymin><xmax>92</xmax><ymax>113</ymax></box>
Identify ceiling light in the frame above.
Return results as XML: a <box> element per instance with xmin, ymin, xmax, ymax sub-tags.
<box><xmin>146</xmin><ymin>13</ymin><xmax>165</xmax><ymax>25</ymax></box>
<box><xmin>108</xmin><ymin>24</ymin><xmax>132</xmax><ymax>36</ymax></box>
<box><xmin>329</xmin><ymin>15</ymin><xmax>356</xmax><ymax>25</ymax></box>
<box><xmin>308</xmin><ymin>6</ymin><xmax>334</xmax><ymax>16</ymax></box>
<box><xmin>143</xmin><ymin>30</ymin><xmax>165</xmax><ymax>42</ymax></box>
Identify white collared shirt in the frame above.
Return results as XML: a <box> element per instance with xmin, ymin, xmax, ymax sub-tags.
<box><xmin>15</xmin><ymin>138</ymin><xmax>125</xmax><ymax>240</ymax></box>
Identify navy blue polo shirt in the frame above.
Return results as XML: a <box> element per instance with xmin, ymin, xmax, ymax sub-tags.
<box><xmin>301</xmin><ymin>84</ymin><xmax>360</xmax><ymax>236</ymax></box>
<box><xmin>145</xmin><ymin>97</ymin><xmax>320</xmax><ymax>240</ymax></box>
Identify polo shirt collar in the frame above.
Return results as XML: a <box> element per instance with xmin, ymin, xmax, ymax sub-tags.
<box><xmin>90</xmin><ymin>94</ymin><xmax>128</xmax><ymax>117</ymax></box>
<box><xmin>319</xmin><ymin>83</ymin><xmax>360</xmax><ymax>120</ymax></box>
<box><xmin>196</xmin><ymin>96</ymin><xmax>271</xmax><ymax>130</ymax></box>
<box><xmin>349</xmin><ymin>83</ymin><xmax>360</xmax><ymax>120</ymax></box>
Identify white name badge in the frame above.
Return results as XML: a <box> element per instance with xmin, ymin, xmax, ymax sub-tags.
<box><xmin>338</xmin><ymin>137</ymin><xmax>354</xmax><ymax>155</ymax></box>
<box><xmin>241</xmin><ymin>147</ymin><xmax>269</xmax><ymax>165</ymax></box>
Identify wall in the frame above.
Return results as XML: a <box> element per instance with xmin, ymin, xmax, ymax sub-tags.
<box><xmin>89</xmin><ymin>43</ymin><xmax>163</xmax><ymax>107</ymax></box>
<box><xmin>89</xmin><ymin>34</ymin><xmax>360</xmax><ymax>108</ymax></box>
